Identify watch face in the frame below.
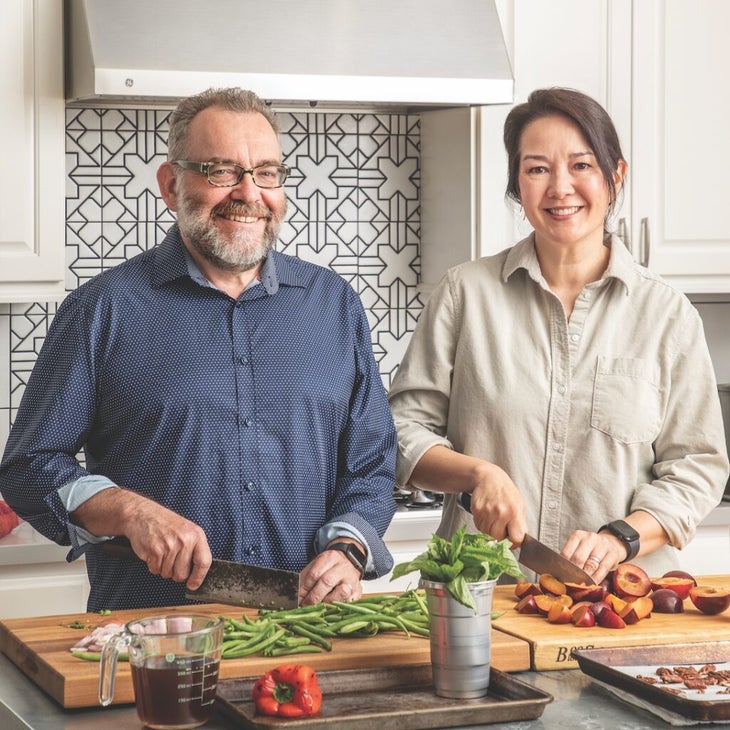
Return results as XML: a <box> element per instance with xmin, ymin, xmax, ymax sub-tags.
<box><xmin>612</xmin><ymin>521</ymin><xmax>639</xmax><ymax>541</ymax></box>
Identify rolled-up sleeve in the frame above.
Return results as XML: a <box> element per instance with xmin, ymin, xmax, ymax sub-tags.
<box><xmin>632</xmin><ymin>306</ymin><xmax>729</xmax><ymax>547</ymax></box>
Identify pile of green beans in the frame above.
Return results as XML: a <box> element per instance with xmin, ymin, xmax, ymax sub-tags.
<box><xmin>219</xmin><ymin>590</ymin><xmax>430</xmax><ymax>659</ymax></box>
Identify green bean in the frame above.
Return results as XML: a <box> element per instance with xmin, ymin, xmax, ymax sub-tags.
<box><xmin>222</xmin><ymin>616</ymin><xmax>253</xmax><ymax>632</ymax></box>
<box><xmin>265</xmin><ymin>644</ymin><xmax>325</xmax><ymax>657</ymax></box>
<box><xmin>71</xmin><ymin>651</ymin><xmax>128</xmax><ymax>662</ymax></box>
<box><xmin>285</xmin><ymin>622</ymin><xmax>333</xmax><ymax>650</ymax></box>
<box><xmin>259</xmin><ymin>604</ymin><xmax>326</xmax><ymax>620</ymax></box>
<box><xmin>223</xmin><ymin>627</ymin><xmax>288</xmax><ymax>658</ymax></box>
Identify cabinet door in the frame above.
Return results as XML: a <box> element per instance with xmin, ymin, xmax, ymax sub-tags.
<box><xmin>0</xmin><ymin>0</ymin><xmax>65</xmax><ymax>302</ymax></box>
<box><xmin>629</xmin><ymin>0</ymin><xmax>730</xmax><ymax>292</ymax></box>
<box><xmin>480</xmin><ymin>0</ymin><xmax>612</xmax><ymax>256</ymax></box>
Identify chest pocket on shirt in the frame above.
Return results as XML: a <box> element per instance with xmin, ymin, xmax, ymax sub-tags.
<box><xmin>590</xmin><ymin>356</ymin><xmax>662</xmax><ymax>444</ymax></box>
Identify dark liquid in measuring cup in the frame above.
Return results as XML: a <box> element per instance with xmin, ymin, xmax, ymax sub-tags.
<box><xmin>131</xmin><ymin>655</ymin><xmax>220</xmax><ymax>729</ymax></box>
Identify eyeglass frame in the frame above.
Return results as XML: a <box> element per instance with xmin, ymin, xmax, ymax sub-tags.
<box><xmin>173</xmin><ymin>160</ymin><xmax>291</xmax><ymax>189</ymax></box>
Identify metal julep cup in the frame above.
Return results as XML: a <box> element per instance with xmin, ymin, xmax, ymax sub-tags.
<box><xmin>421</xmin><ymin>578</ymin><xmax>496</xmax><ymax>699</ymax></box>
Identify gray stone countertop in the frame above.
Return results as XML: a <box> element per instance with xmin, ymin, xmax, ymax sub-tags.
<box><xmin>4</xmin><ymin>650</ymin><xmax>730</xmax><ymax>730</ymax></box>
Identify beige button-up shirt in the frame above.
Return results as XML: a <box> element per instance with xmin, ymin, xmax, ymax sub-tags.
<box><xmin>389</xmin><ymin>234</ymin><xmax>729</xmax><ymax>577</ymax></box>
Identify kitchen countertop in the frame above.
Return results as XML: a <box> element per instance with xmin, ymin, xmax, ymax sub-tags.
<box><xmin>4</xmin><ymin>651</ymin><xmax>730</xmax><ymax>730</ymax></box>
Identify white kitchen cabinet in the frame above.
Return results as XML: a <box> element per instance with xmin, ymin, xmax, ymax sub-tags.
<box><xmin>420</xmin><ymin>1</ymin><xmax>612</xmax><ymax>284</ymax></box>
<box><xmin>0</xmin><ymin>523</ymin><xmax>89</xmax><ymax>618</ymax></box>
<box><xmin>476</xmin><ymin>1</ymin><xmax>730</xmax><ymax>294</ymax></box>
<box><xmin>675</xmin><ymin>505</ymin><xmax>730</xmax><ymax>577</ymax></box>
<box><xmin>0</xmin><ymin>0</ymin><xmax>65</xmax><ymax>302</ymax></box>
<box><xmin>0</xmin><ymin>562</ymin><xmax>89</xmax><ymax>619</ymax></box>
<box><xmin>610</xmin><ymin>0</ymin><xmax>730</xmax><ymax>293</ymax></box>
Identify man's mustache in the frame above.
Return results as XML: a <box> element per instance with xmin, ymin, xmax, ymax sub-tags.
<box><xmin>212</xmin><ymin>202</ymin><xmax>273</xmax><ymax>220</ymax></box>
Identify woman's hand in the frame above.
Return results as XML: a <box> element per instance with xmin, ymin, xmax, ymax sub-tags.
<box><xmin>409</xmin><ymin>446</ymin><xmax>528</xmax><ymax>546</ymax></box>
<box><xmin>561</xmin><ymin>529</ymin><xmax>627</xmax><ymax>583</ymax></box>
<box><xmin>468</xmin><ymin>462</ymin><xmax>528</xmax><ymax>546</ymax></box>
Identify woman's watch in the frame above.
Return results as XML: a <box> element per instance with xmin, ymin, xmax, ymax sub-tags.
<box><xmin>599</xmin><ymin>520</ymin><xmax>640</xmax><ymax>562</ymax></box>
<box><xmin>325</xmin><ymin>541</ymin><xmax>367</xmax><ymax>577</ymax></box>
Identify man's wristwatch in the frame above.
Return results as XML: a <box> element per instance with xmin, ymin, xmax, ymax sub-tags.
<box><xmin>325</xmin><ymin>542</ymin><xmax>367</xmax><ymax>577</ymax></box>
<box><xmin>599</xmin><ymin>520</ymin><xmax>640</xmax><ymax>562</ymax></box>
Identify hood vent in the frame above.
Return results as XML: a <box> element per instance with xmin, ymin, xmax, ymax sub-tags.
<box><xmin>65</xmin><ymin>0</ymin><xmax>513</xmax><ymax>111</ymax></box>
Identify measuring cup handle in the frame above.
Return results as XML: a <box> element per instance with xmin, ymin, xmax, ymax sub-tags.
<box><xmin>99</xmin><ymin>631</ymin><xmax>130</xmax><ymax>706</ymax></box>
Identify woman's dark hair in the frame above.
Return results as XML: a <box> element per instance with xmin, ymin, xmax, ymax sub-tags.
<box><xmin>503</xmin><ymin>88</ymin><xmax>626</xmax><ymax>217</ymax></box>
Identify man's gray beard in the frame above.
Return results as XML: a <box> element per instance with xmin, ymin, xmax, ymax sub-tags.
<box><xmin>176</xmin><ymin>190</ymin><xmax>286</xmax><ymax>272</ymax></box>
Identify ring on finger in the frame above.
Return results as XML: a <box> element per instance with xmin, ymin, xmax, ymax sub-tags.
<box><xmin>586</xmin><ymin>555</ymin><xmax>601</xmax><ymax>565</ymax></box>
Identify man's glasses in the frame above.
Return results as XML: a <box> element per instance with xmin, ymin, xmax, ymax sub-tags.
<box><xmin>174</xmin><ymin>160</ymin><xmax>291</xmax><ymax>189</ymax></box>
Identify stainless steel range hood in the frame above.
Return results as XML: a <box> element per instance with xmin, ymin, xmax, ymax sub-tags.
<box><xmin>65</xmin><ymin>0</ymin><xmax>513</xmax><ymax>111</ymax></box>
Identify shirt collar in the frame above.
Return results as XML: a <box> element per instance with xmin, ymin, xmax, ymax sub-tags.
<box><xmin>502</xmin><ymin>231</ymin><xmax>633</xmax><ymax>295</ymax></box>
<box><xmin>153</xmin><ymin>224</ymin><xmax>306</xmax><ymax>296</ymax></box>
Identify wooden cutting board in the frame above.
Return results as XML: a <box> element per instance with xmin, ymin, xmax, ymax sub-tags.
<box><xmin>0</xmin><ymin>601</ymin><xmax>529</xmax><ymax>708</ymax></box>
<box><xmin>492</xmin><ymin>573</ymin><xmax>730</xmax><ymax>671</ymax></box>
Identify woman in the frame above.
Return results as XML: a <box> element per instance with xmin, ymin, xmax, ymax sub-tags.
<box><xmin>388</xmin><ymin>88</ymin><xmax>729</xmax><ymax>581</ymax></box>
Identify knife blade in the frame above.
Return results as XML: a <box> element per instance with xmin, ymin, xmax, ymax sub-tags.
<box><xmin>102</xmin><ymin>537</ymin><xmax>300</xmax><ymax>609</ymax></box>
<box><xmin>519</xmin><ymin>534</ymin><xmax>596</xmax><ymax>585</ymax></box>
<box><xmin>458</xmin><ymin>493</ymin><xmax>596</xmax><ymax>585</ymax></box>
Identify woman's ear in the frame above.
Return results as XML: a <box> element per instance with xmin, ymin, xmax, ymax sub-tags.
<box><xmin>156</xmin><ymin>162</ymin><xmax>179</xmax><ymax>212</ymax></box>
<box><xmin>613</xmin><ymin>159</ymin><xmax>628</xmax><ymax>192</ymax></box>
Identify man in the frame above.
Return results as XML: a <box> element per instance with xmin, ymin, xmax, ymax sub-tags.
<box><xmin>0</xmin><ymin>87</ymin><xmax>397</xmax><ymax>611</ymax></box>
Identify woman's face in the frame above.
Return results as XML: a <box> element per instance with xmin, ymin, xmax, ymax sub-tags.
<box><xmin>517</xmin><ymin>114</ymin><xmax>622</xmax><ymax>250</ymax></box>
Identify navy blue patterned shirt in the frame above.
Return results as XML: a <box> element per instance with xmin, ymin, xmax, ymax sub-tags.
<box><xmin>0</xmin><ymin>226</ymin><xmax>397</xmax><ymax>611</ymax></box>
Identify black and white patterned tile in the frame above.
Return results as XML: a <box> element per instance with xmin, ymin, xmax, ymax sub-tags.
<box><xmin>0</xmin><ymin>108</ymin><xmax>423</xmax><ymax>442</ymax></box>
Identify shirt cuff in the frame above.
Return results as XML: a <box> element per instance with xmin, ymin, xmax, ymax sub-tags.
<box><xmin>314</xmin><ymin>521</ymin><xmax>375</xmax><ymax>574</ymax></box>
<box><xmin>58</xmin><ymin>474</ymin><xmax>119</xmax><ymax>547</ymax></box>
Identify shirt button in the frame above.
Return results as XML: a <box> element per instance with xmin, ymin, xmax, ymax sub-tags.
<box><xmin>570</xmin><ymin>333</ymin><xmax>579</xmax><ymax>342</ymax></box>
<box><xmin>244</xmin><ymin>418</ymin><xmax>253</xmax><ymax>427</ymax></box>
<box><xmin>557</xmin><ymin>384</ymin><xmax>566</xmax><ymax>394</ymax></box>
<box><xmin>244</xmin><ymin>546</ymin><xmax>255</xmax><ymax>556</ymax></box>
<box><xmin>553</xmin><ymin>443</ymin><xmax>561</xmax><ymax>451</ymax></box>
<box><xmin>548</xmin><ymin>500</ymin><xmax>557</xmax><ymax>509</ymax></box>
<box><xmin>244</xmin><ymin>481</ymin><xmax>255</xmax><ymax>492</ymax></box>
<box><xmin>583</xmin><ymin>291</ymin><xmax>592</xmax><ymax>300</ymax></box>
<box><xmin>236</xmin><ymin>355</ymin><xmax>249</xmax><ymax>364</ymax></box>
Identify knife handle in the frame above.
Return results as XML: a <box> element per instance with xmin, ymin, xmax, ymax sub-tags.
<box><xmin>101</xmin><ymin>536</ymin><xmax>140</xmax><ymax>560</ymax></box>
<box><xmin>458</xmin><ymin>492</ymin><xmax>472</xmax><ymax>513</ymax></box>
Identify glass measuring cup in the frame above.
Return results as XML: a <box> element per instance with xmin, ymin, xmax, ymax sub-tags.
<box><xmin>100</xmin><ymin>614</ymin><xmax>224</xmax><ymax>730</ymax></box>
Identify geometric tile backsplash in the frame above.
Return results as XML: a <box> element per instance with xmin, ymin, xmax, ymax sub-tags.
<box><xmin>0</xmin><ymin>108</ymin><xmax>423</xmax><ymax>451</ymax></box>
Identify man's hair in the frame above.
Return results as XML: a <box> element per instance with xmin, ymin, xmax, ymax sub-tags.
<box><xmin>167</xmin><ymin>87</ymin><xmax>280</xmax><ymax>161</ymax></box>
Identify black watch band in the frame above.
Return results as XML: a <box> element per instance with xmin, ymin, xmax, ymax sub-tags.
<box><xmin>599</xmin><ymin>520</ymin><xmax>640</xmax><ymax>562</ymax></box>
<box><xmin>325</xmin><ymin>542</ymin><xmax>367</xmax><ymax>577</ymax></box>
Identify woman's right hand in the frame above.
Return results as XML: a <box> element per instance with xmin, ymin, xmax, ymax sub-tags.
<box><xmin>410</xmin><ymin>446</ymin><xmax>528</xmax><ymax>546</ymax></box>
<box><xmin>467</xmin><ymin>461</ymin><xmax>528</xmax><ymax>546</ymax></box>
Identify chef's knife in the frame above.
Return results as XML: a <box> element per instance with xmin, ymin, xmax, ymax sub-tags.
<box><xmin>102</xmin><ymin>537</ymin><xmax>300</xmax><ymax>609</ymax></box>
<box><xmin>458</xmin><ymin>493</ymin><xmax>596</xmax><ymax>585</ymax></box>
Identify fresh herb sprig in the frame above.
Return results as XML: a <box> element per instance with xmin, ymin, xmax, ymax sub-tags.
<box><xmin>391</xmin><ymin>526</ymin><xmax>524</xmax><ymax>610</ymax></box>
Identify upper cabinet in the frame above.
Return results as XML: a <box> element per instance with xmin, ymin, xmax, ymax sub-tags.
<box><xmin>0</xmin><ymin>0</ymin><xmax>65</xmax><ymax>302</ymax></box>
<box><xmin>475</xmin><ymin>0</ymin><xmax>730</xmax><ymax>295</ymax></box>
<box><xmin>612</xmin><ymin>0</ymin><xmax>730</xmax><ymax>293</ymax></box>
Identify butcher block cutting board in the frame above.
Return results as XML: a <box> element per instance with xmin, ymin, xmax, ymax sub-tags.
<box><xmin>0</xmin><ymin>601</ymin><xmax>529</xmax><ymax>708</ymax></box>
<box><xmin>491</xmin><ymin>574</ymin><xmax>730</xmax><ymax>671</ymax></box>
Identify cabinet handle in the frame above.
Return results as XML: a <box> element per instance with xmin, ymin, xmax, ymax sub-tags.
<box><xmin>617</xmin><ymin>218</ymin><xmax>632</xmax><ymax>254</ymax></box>
<box><xmin>639</xmin><ymin>217</ymin><xmax>650</xmax><ymax>267</ymax></box>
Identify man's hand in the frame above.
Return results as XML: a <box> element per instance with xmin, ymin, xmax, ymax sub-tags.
<box><xmin>71</xmin><ymin>487</ymin><xmax>212</xmax><ymax>591</ymax></box>
<box><xmin>298</xmin><ymin>548</ymin><xmax>364</xmax><ymax>605</ymax></box>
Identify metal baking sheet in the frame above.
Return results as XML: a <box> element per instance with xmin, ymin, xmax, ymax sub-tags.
<box><xmin>573</xmin><ymin>641</ymin><xmax>730</xmax><ymax>722</ymax></box>
<box><xmin>215</xmin><ymin>664</ymin><xmax>552</xmax><ymax>729</ymax></box>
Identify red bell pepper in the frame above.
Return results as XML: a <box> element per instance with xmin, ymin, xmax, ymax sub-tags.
<box><xmin>0</xmin><ymin>501</ymin><xmax>20</xmax><ymax>539</ymax></box>
<box><xmin>252</xmin><ymin>663</ymin><xmax>323</xmax><ymax>717</ymax></box>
